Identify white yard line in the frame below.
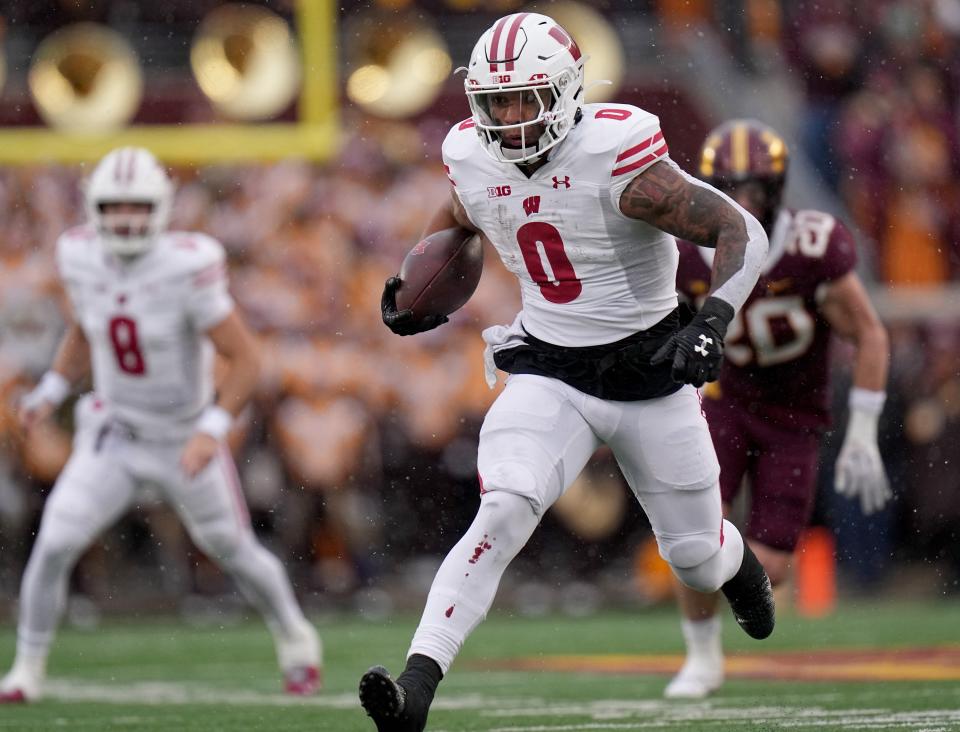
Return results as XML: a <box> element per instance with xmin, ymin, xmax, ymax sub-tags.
<box><xmin>38</xmin><ymin>679</ymin><xmax>960</xmax><ymax>731</ymax></box>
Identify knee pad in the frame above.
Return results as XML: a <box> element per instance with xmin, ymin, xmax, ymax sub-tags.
<box><xmin>664</xmin><ymin>535</ymin><xmax>719</xmax><ymax>569</ymax></box>
<box><xmin>474</xmin><ymin>491</ymin><xmax>539</xmax><ymax>553</ymax></box>
<box><xmin>662</xmin><ymin>534</ymin><xmax>724</xmax><ymax>594</ymax></box>
<box><xmin>666</xmin><ymin>522</ymin><xmax>744</xmax><ymax>594</ymax></box>
<box><xmin>478</xmin><ymin>463</ymin><xmax>546</xmax><ymax>517</ymax></box>
<box><xmin>33</xmin><ymin>521</ymin><xmax>92</xmax><ymax>570</ymax></box>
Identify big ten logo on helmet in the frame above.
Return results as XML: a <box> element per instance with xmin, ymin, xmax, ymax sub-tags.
<box><xmin>491</xmin><ymin>74</ymin><xmax>512</xmax><ymax>84</ymax></box>
<box><xmin>487</xmin><ymin>185</ymin><xmax>512</xmax><ymax>198</ymax></box>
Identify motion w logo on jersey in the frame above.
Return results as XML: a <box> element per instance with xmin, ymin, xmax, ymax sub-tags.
<box><xmin>522</xmin><ymin>196</ymin><xmax>541</xmax><ymax>216</ymax></box>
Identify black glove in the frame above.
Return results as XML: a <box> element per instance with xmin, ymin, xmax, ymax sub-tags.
<box><xmin>380</xmin><ymin>276</ymin><xmax>449</xmax><ymax>336</ymax></box>
<box><xmin>651</xmin><ymin>296</ymin><xmax>734</xmax><ymax>387</ymax></box>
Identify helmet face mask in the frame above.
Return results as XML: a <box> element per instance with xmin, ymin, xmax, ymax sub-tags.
<box><xmin>463</xmin><ymin>13</ymin><xmax>585</xmax><ymax>164</ymax></box>
<box><xmin>84</xmin><ymin>147</ymin><xmax>173</xmax><ymax>258</ymax></box>
<box><xmin>698</xmin><ymin>119</ymin><xmax>789</xmax><ymax>234</ymax></box>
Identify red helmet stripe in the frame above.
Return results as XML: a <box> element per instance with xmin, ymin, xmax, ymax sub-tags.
<box><xmin>548</xmin><ymin>26</ymin><xmax>581</xmax><ymax>62</ymax></box>
<box><xmin>503</xmin><ymin>13</ymin><xmax>529</xmax><ymax>72</ymax></box>
<box><xmin>488</xmin><ymin>15</ymin><xmax>511</xmax><ymax>72</ymax></box>
<box><xmin>126</xmin><ymin>149</ymin><xmax>137</xmax><ymax>184</ymax></box>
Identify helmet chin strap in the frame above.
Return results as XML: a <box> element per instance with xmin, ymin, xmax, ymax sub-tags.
<box><xmin>498</xmin><ymin>139</ymin><xmax>543</xmax><ymax>162</ymax></box>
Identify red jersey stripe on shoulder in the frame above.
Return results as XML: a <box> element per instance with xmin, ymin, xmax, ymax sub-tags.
<box><xmin>615</xmin><ymin>131</ymin><xmax>664</xmax><ymax>163</ymax></box>
<box><xmin>458</xmin><ymin>118</ymin><xmax>476</xmax><ymax>130</ymax></box>
<box><xmin>488</xmin><ymin>16</ymin><xmax>511</xmax><ymax>72</ymax></box>
<box><xmin>193</xmin><ymin>262</ymin><xmax>226</xmax><ymax>288</ymax></box>
<box><xmin>503</xmin><ymin>13</ymin><xmax>529</xmax><ymax>72</ymax></box>
<box><xmin>611</xmin><ymin>142</ymin><xmax>669</xmax><ymax>177</ymax></box>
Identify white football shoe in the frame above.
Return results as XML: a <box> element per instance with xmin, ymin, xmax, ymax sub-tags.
<box><xmin>664</xmin><ymin>653</ymin><xmax>724</xmax><ymax>699</ymax></box>
<box><xmin>0</xmin><ymin>660</ymin><xmax>45</xmax><ymax>703</ymax></box>
<box><xmin>276</xmin><ymin>620</ymin><xmax>322</xmax><ymax>695</ymax></box>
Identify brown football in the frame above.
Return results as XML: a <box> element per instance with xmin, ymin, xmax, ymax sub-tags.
<box><xmin>395</xmin><ymin>227</ymin><xmax>483</xmax><ymax>321</ymax></box>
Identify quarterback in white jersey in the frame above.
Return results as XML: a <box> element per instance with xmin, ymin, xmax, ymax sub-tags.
<box><xmin>0</xmin><ymin>148</ymin><xmax>320</xmax><ymax>703</ymax></box>
<box><xmin>363</xmin><ymin>13</ymin><xmax>772</xmax><ymax>732</ymax></box>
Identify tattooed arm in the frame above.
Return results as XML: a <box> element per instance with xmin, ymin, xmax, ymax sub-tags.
<box><xmin>619</xmin><ymin>159</ymin><xmax>767</xmax><ymax>313</ymax></box>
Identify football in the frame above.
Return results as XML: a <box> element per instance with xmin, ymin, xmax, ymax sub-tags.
<box><xmin>395</xmin><ymin>227</ymin><xmax>483</xmax><ymax>321</ymax></box>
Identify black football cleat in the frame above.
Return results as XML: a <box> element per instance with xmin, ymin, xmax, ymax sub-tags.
<box><xmin>720</xmin><ymin>542</ymin><xmax>775</xmax><ymax>640</ymax></box>
<box><xmin>359</xmin><ymin>665</ymin><xmax>429</xmax><ymax>732</ymax></box>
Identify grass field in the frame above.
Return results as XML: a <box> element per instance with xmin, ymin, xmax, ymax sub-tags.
<box><xmin>2</xmin><ymin>600</ymin><xmax>960</xmax><ymax>731</ymax></box>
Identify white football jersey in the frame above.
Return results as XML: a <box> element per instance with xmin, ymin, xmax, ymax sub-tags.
<box><xmin>56</xmin><ymin>226</ymin><xmax>234</xmax><ymax>439</ymax></box>
<box><xmin>443</xmin><ymin>102</ymin><xmax>677</xmax><ymax>347</ymax></box>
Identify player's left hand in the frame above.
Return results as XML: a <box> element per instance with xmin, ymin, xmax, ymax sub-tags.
<box><xmin>652</xmin><ymin>297</ymin><xmax>734</xmax><ymax>387</ymax></box>
<box><xmin>181</xmin><ymin>432</ymin><xmax>219</xmax><ymax>478</ymax></box>
<box><xmin>835</xmin><ymin>403</ymin><xmax>891</xmax><ymax>515</ymax></box>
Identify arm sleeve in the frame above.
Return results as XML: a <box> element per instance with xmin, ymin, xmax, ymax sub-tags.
<box><xmin>186</xmin><ymin>245</ymin><xmax>234</xmax><ymax>331</ymax></box>
<box><xmin>441</xmin><ymin>135</ymin><xmax>480</xmax><ymax>231</ymax></box>
<box><xmin>671</xmin><ymin>163</ymin><xmax>768</xmax><ymax>314</ymax></box>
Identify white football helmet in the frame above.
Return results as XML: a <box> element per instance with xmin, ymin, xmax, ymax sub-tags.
<box><xmin>461</xmin><ymin>12</ymin><xmax>585</xmax><ymax>164</ymax></box>
<box><xmin>84</xmin><ymin>147</ymin><xmax>173</xmax><ymax>257</ymax></box>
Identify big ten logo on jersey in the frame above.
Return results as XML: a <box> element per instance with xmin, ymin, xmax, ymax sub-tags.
<box><xmin>786</xmin><ymin>211</ymin><xmax>836</xmax><ymax>258</ymax></box>
<box><xmin>488</xmin><ymin>185</ymin><xmax>512</xmax><ymax>198</ymax></box>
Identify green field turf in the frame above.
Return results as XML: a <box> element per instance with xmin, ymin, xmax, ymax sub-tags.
<box><xmin>1</xmin><ymin>600</ymin><xmax>959</xmax><ymax>731</ymax></box>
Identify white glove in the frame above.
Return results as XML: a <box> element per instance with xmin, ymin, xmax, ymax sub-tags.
<box><xmin>835</xmin><ymin>388</ymin><xmax>891</xmax><ymax>515</ymax></box>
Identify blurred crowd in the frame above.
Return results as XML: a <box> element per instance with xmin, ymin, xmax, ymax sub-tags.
<box><xmin>688</xmin><ymin>0</ymin><xmax>960</xmax><ymax>284</ymax></box>
<box><xmin>2</xmin><ymin>117</ymin><xmax>960</xmax><ymax>616</ymax></box>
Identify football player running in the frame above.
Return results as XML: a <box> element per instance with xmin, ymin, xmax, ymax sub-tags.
<box><xmin>363</xmin><ymin>13</ymin><xmax>773</xmax><ymax>731</ymax></box>
<box><xmin>664</xmin><ymin>120</ymin><xmax>890</xmax><ymax>699</ymax></box>
<box><xmin>0</xmin><ymin>148</ymin><xmax>321</xmax><ymax>703</ymax></box>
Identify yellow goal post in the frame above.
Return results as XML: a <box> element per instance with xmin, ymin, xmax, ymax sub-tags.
<box><xmin>0</xmin><ymin>0</ymin><xmax>338</xmax><ymax>165</ymax></box>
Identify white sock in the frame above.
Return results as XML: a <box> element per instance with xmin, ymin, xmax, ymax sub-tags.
<box><xmin>681</xmin><ymin>615</ymin><xmax>722</xmax><ymax>660</ymax></box>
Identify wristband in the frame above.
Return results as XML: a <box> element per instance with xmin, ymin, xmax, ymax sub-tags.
<box><xmin>36</xmin><ymin>371</ymin><xmax>71</xmax><ymax>408</ymax></box>
<box><xmin>196</xmin><ymin>405</ymin><xmax>233</xmax><ymax>441</ymax></box>
<box><xmin>849</xmin><ymin>387</ymin><xmax>886</xmax><ymax>416</ymax></box>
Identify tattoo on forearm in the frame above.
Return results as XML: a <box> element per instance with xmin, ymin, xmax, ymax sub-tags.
<box><xmin>620</xmin><ymin>161</ymin><xmax>748</xmax><ymax>290</ymax></box>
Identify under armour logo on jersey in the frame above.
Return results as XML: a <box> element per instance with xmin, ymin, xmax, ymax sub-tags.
<box><xmin>522</xmin><ymin>196</ymin><xmax>541</xmax><ymax>216</ymax></box>
<box><xmin>552</xmin><ymin>176</ymin><xmax>571</xmax><ymax>189</ymax></box>
<box><xmin>694</xmin><ymin>333</ymin><xmax>713</xmax><ymax>356</ymax></box>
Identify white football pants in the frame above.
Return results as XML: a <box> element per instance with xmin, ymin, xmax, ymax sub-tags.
<box><xmin>15</xmin><ymin>402</ymin><xmax>312</xmax><ymax>669</ymax></box>
<box><xmin>409</xmin><ymin>374</ymin><xmax>743</xmax><ymax>673</ymax></box>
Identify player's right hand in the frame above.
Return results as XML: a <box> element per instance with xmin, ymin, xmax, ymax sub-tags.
<box><xmin>380</xmin><ymin>276</ymin><xmax>448</xmax><ymax>336</ymax></box>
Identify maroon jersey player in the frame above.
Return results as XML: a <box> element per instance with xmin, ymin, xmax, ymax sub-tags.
<box><xmin>665</xmin><ymin>120</ymin><xmax>891</xmax><ymax>699</ymax></box>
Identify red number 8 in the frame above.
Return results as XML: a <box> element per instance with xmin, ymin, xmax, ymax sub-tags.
<box><xmin>109</xmin><ymin>316</ymin><xmax>146</xmax><ymax>375</ymax></box>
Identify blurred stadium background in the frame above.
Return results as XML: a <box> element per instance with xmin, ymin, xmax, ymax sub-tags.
<box><xmin>0</xmin><ymin>0</ymin><xmax>959</xmax><ymax>636</ymax></box>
